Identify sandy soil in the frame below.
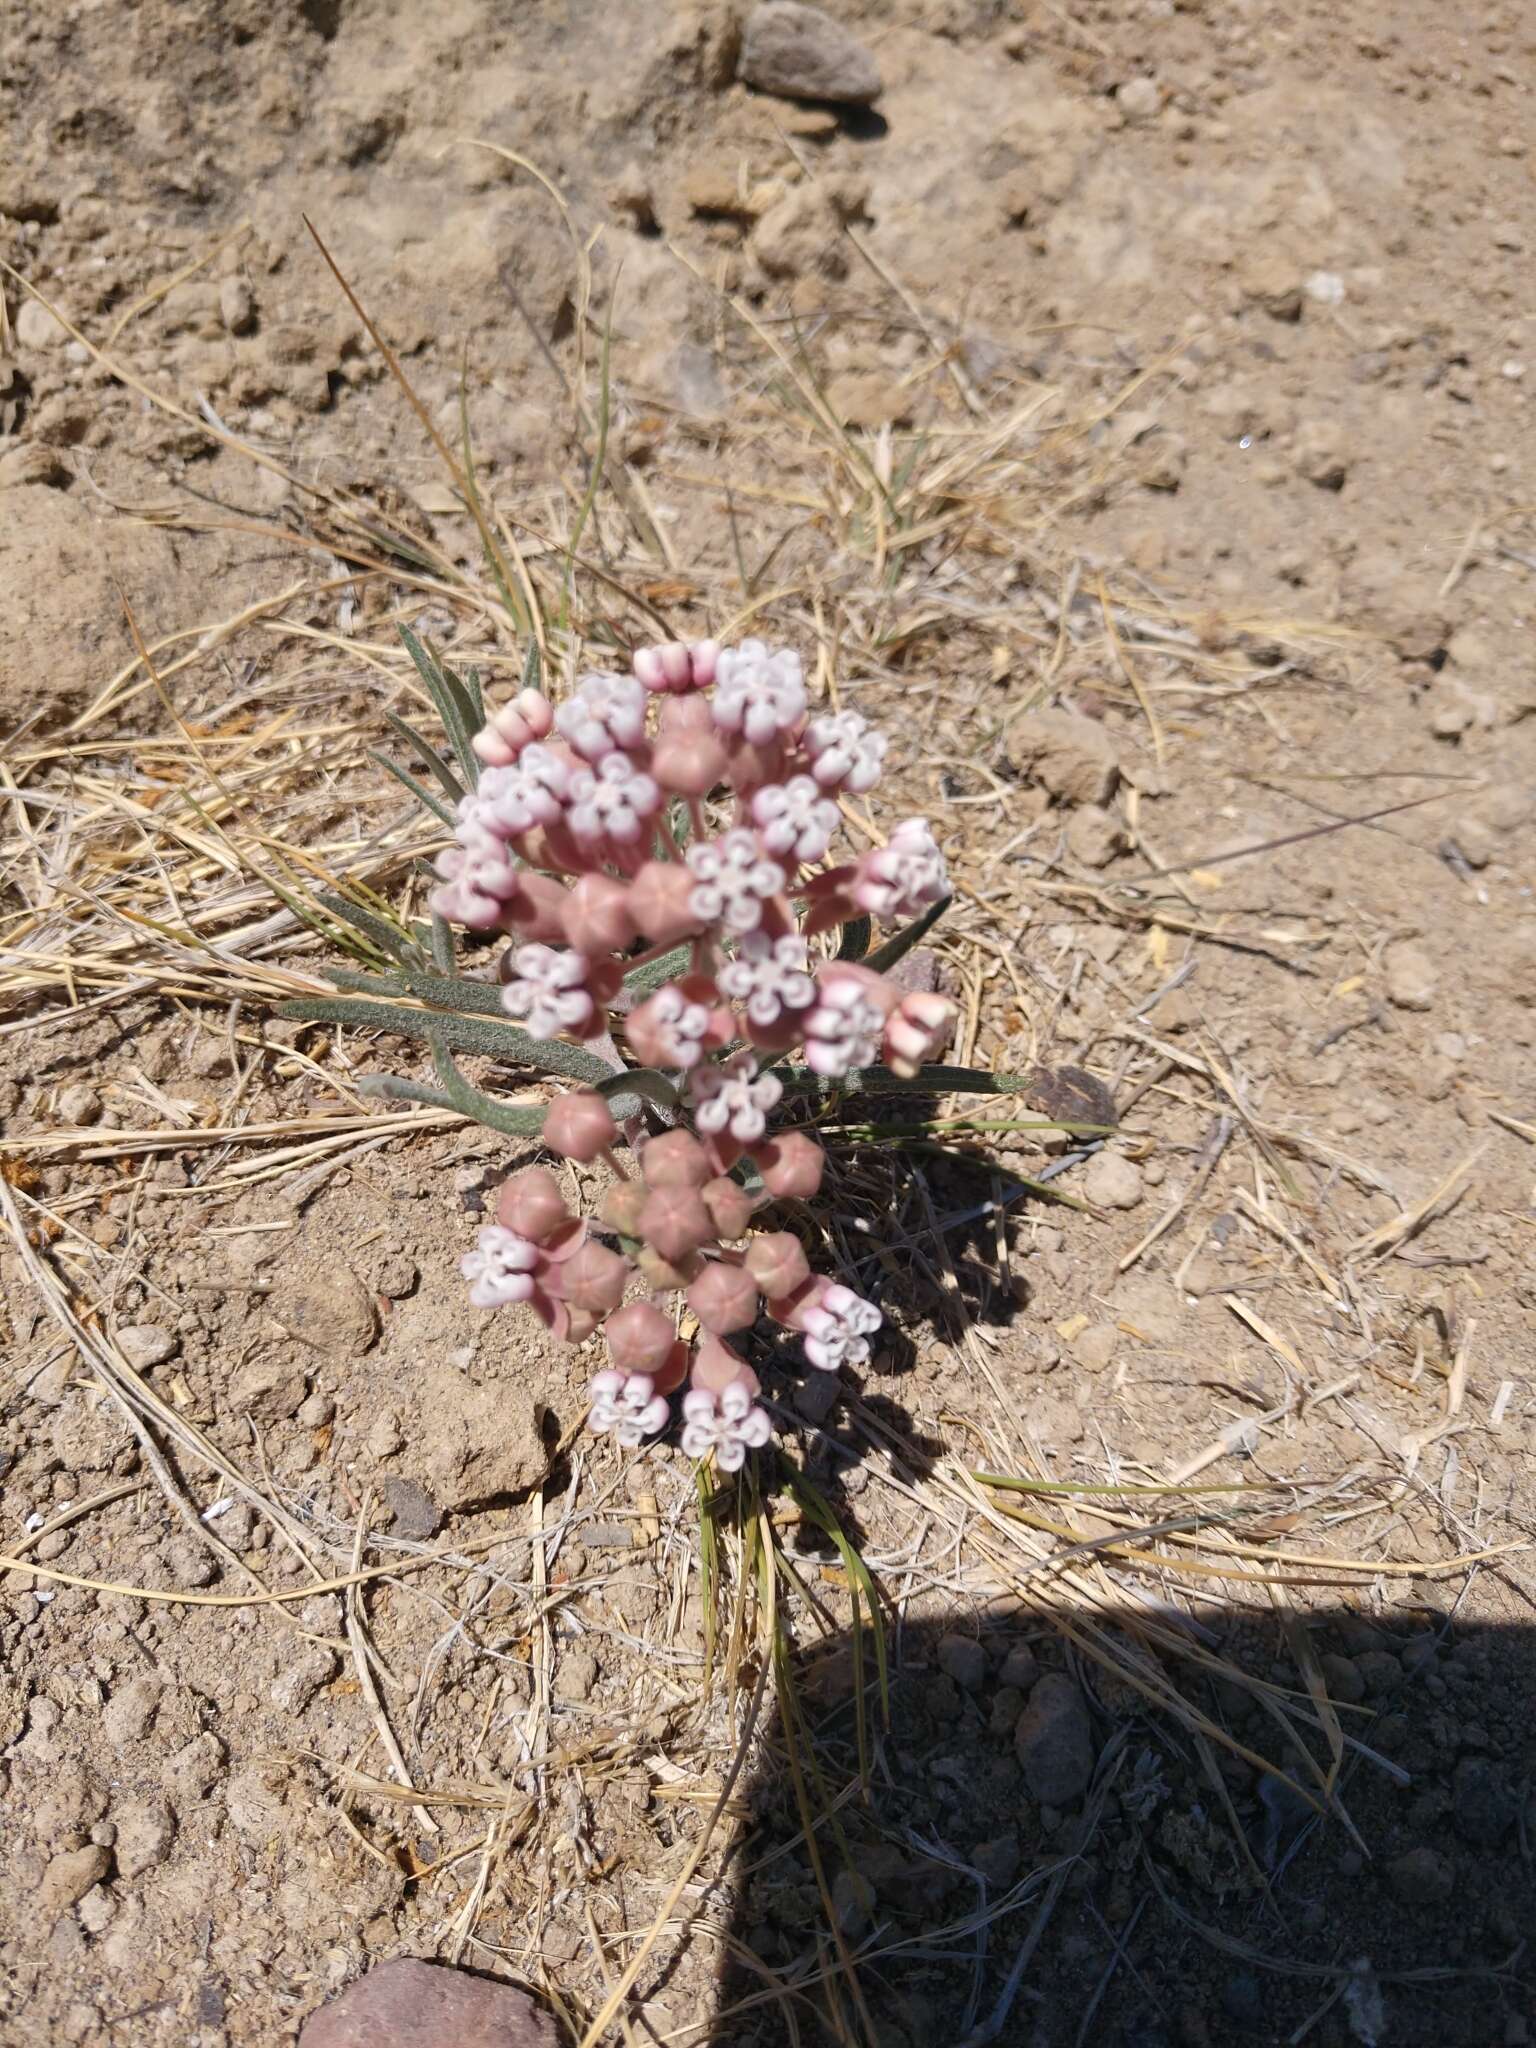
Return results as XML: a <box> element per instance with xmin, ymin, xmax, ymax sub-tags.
<box><xmin>2</xmin><ymin>2</ymin><xmax>1535</xmax><ymax>2044</ymax></box>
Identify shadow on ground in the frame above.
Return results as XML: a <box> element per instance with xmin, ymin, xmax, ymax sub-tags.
<box><xmin>709</xmin><ymin>1601</ymin><xmax>1535</xmax><ymax>2048</ymax></box>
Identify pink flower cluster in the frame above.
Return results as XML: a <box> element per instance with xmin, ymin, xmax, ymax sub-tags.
<box><xmin>439</xmin><ymin>636</ymin><xmax>958</xmax><ymax>1470</ymax></box>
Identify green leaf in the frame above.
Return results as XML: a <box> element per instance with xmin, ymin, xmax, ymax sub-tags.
<box><xmin>314</xmin><ymin>889</ymin><xmax>423</xmax><ymax>968</ymax></box>
<box><xmin>399</xmin><ymin>624</ymin><xmax>480</xmax><ymax>789</ymax></box>
<box><xmin>622</xmin><ymin>944</ymin><xmax>691</xmax><ymax>998</ymax></box>
<box><xmin>355</xmin><ymin>1070</ymin><xmax>547</xmax><ymax>1135</ymax></box>
<box><xmin>836</xmin><ymin>914</ymin><xmax>871</xmax><ymax>962</ymax></box>
<box><xmin>381</xmin><ymin>710</ymin><xmax>466</xmax><ymax>801</ymax></box>
<box><xmin>276</xmin><ymin>994</ymin><xmax>615</xmax><ymax>1085</ymax></box>
<box><xmin>369</xmin><ymin>747</ymin><xmax>458</xmax><ymax>828</ymax></box>
<box><xmin>597</xmin><ymin>1066</ymin><xmax>678</xmax><ymax>1111</ymax></box>
<box><xmin>429</xmin><ymin>911</ymin><xmax>456</xmax><ymax>973</ymax></box>
<box><xmin>428</xmin><ymin>1033</ymin><xmax>554</xmax><ymax>1136</ymax></box>
<box><xmin>863</xmin><ymin>894</ymin><xmax>951</xmax><ymax>976</ymax></box>
<box><xmin>778</xmin><ymin>1061</ymin><xmax>1035</xmax><ymax>1100</ymax></box>
<box><xmin>521</xmin><ymin>637</ymin><xmax>542</xmax><ymax>694</ymax></box>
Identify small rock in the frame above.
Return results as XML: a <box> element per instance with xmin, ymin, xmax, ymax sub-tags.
<box><xmin>77</xmin><ymin>1884</ymin><xmax>116</xmax><ymax>1934</ymax></box>
<box><xmin>831</xmin><ymin>1867</ymin><xmax>875</xmax><ymax>1938</ymax></box>
<box><xmin>1452</xmin><ymin>1756</ymin><xmax>1516</xmax><ymax>1847</ymax></box>
<box><xmin>972</xmin><ymin>1832</ymin><xmax>1021</xmax><ymax>1891</ymax></box>
<box><xmin>55</xmin><ymin>1083</ymin><xmax>101</xmax><ymax>1125</ymax></box>
<box><xmin>102</xmin><ymin>1673</ymin><xmax>165</xmax><ymax>1747</ymax></box>
<box><xmin>40</xmin><ymin>1845</ymin><xmax>111</xmax><ymax>1921</ymax></box>
<box><xmin>1083</xmin><ymin>1152</ymin><xmax>1143</xmax><ymax>1210</ymax></box>
<box><xmin>368</xmin><ymin>1409</ymin><xmax>405</xmax><ymax>1458</ymax></box>
<box><xmin>753</xmin><ymin>179</ymin><xmax>849</xmax><ymax>282</ymax></box>
<box><xmin>554</xmin><ymin>1648</ymin><xmax>598</xmax><ymax>1703</ymax></box>
<box><xmin>114</xmin><ymin>1797</ymin><xmax>176</xmax><ymax>1879</ymax></box>
<box><xmin>1318</xmin><ymin>1653</ymin><xmax>1365</xmax><ymax>1705</ymax></box>
<box><xmin>381</xmin><ymin>1477</ymin><xmax>441</xmax><ymax>1541</ymax></box>
<box><xmin>228</xmin><ymin>1356</ymin><xmax>308</xmax><ymax>1425</ymax></box>
<box><xmin>1064</xmin><ymin>803</ymin><xmax>1123</xmax><ymax>868</ymax></box>
<box><xmin>1387</xmin><ymin>1844</ymin><xmax>1453</xmax><ymax>1906</ymax></box>
<box><xmin>161</xmin><ymin>1532</ymin><xmax>219</xmax><ymax>1588</ymax></box>
<box><xmin>219</xmin><ymin>276</ymin><xmax>256</xmax><ymax>334</ymax></box>
<box><xmin>1006</xmin><ymin>708</ymin><xmax>1120</xmax><ymax>806</ymax></box>
<box><xmin>1353</xmin><ymin>1649</ymin><xmax>1402</xmax><ymax>1696</ymax></box>
<box><xmin>998</xmin><ymin>1645</ymin><xmax>1040</xmax><ymax>1692</ymax></box>
<box><xmin>16</xmin><ymin>298</ymin><xmax>68</xmax><ymax>350</ymax></box>
<box><xmin>374</xmin><ymin>1254</ymin><xmax>418</xmax><ymax>1299</ymax></box>
<box><xmin>1384</xmin><ymin>941</ymin><xmax>1437</xmax><ymax>1011</ymax></box>
<box><xmin>936</xmin><ymin>1633</ymin><xmax>987</xmax><ymax>1694</ymax></box>
<box><xmin>298</xmin><ymin>1958</ymin><xmax>556</xmax><ymax>2048</ymax></box>
<box><xmin>989</xmin><ymin>1686</ymin><xmax>1025</xmax><ymax>1736</ymax></box>
<box><xmin>739</xmin><ymin>2</ymin><xmax>882</xmax><ymax>104</ymax></box>
<box><xmin>115</xmin><ymin>1324</ymin><xmax>177</xmax><ymax>1371</ymax></box>
<box><xmin>608</xmin><ymin>163</ymin><xmax>658</xmax><ymax>235</ymax></box>
<box><xmin>163</xmin><ymin>1732</ymin><xmax>225</xmax><ymax>1805</ymax></box>
<box><xmin>825</xmin><ymin>369</ymin><xmax>912</xmax><ymax>429</ymax></box>
<box><xmin>1015</xmin><ymin>1672</ymin><xmax>1095</xmax><ymax>1807</ymax></box>
<box><xmin>296</xmin><ymin>1390</ymin><xmax>336</xmax><ymax>1428</ymax></box>
<box><xmin>267</xmin><ymin>1264</ymin><xmax>378</xmax><ymax>1357</ymax></box>
<box><xmin>1070</xmin><ymin>1324</ymin><xmax>1119</xmax><ymax>1374</ymax></box>
<box><xmin>1117</xmin><ymin>76</ymin><xmax>1162</xmax><ymax>124</ymax></box>
<box><xmin>271</xmin><ymin>1648</ymin><xmax>339</xmax><ymax>1716</ymax></box>
<box><xmin>1292</xmin><ymin>419</ymin><xmax>1349</xmax><ymax>489</ymax></box>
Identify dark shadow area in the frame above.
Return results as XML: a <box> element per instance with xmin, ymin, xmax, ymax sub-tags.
<box><xmin>714</xmin><ymin>1601</ymin><xmax>1536</xmax><ymax>2047</ymax></box>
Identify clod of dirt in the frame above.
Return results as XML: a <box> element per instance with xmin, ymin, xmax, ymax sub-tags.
<box><xmin>113</xmin><ymin>1797</ymin><xmax>176</xmax><ymax>1881</ymax></box>
<box><xmin>1024</xmin><ymin>1063</ymin><xmax>1118</xmax><ymax>1131</ymax></box>
<box><xmin>1383</xmin><ymin>940</ymin><xmax>1438</xmax><ymax>1011</ymax></box>
<box><xmin>101</xmin><ymin>1673</ymin><xmax>165</xmax><ymax>1747</ymax></box>
<box><xmin>936</xmin><ymin>1633</ymin><xmax>987</xmax><ymax>1693</ymax></box>
<box><xmin>412</xmin><ymin>1368</ymin><xmax>548</xmax><ymax>1512</ymax></box>
<box><xmin>1005</xmin><ymin>708</ymin><xmax>1120</xmax><ymax>806</ymax></box>
<box><xmin>1451</xmin><ymin>1756</ymin><xmax>1517</xmax><ymax>1847</ymax></box>
<box><xmin>1386</xmin><ymin>1844</ymin><xmax>1454</xmax><ymax>1906</ymax></box>
<box><xmin>1082</xmin><ymin>1151</ymin><xmax>1144</xmax><ymax>1210</ymax></box>
<box><xmin>753</xmin><ymin>180</ymin><xmax>852</xmax><ymax>281</ymax></box>
<box><xmin>15</xmin><ymin>299</ymin><xmax>68</xmax><ymax>351</ymax></box>
<box><xmin>739</xmin><ymin>3</ymin><xmax>882</xmax><ymax>105</ymax></box>
<box><xmin>39</xmin><ymin>1845</ymin><xmax>111</xmax><ymax>1921</ymax></box>
<box><xmin>267</xmin><ymin>1264</ymin><xmax>378</xmax><ymax>1355</ymax></box>
<box><xmin>54</xmin><ymin>1083</ymin><xmax>101</xmax><ymax>1125</ymax></box>
<box><xmin>825</xmin><ymin>369</ymin><xmax>913</xmax><ymax>429</ymax></box>
<box><xmin>1070</xmin><ymin>1323</ymin><xmax>1119</xmax><ymax>1373</ymax></box>
<box><xmin>298</xmin><ymin>1958</ymin><xmax>556</xmax><ymax>2047</ymax></box>
<box><xmin>228</xmin><ymin>1356</ymin><xmax>309</xmax><ymax>1424</ymax></box>
<box><xmin>381</xmin><ymin>1476</ymin><xmax>441</xmax><ymax>1541</ymax></box>
<box><xmin>1014</xmin><ymin>1671</ymin><xmax>1095</xmax><ymax>1806</ymax></box>
<box><xmin>1292</xmin><ymin>418</ymin><xmax>1350</xmax><ymax>490</ymax></box>
<box><xmin>1064</xmin><ymin>803</ymin><xmax>1123</xmax><ymax>868</ymax></box>
<box><xmin>161</xmin><ymin>1731</ymin><xmax>225</xmax><ymax>1806</ymax></box>
<box><xmin>271</xmin><ymin>1649</ymin><xmax>339</xmax><ymax>1716</ymax></box>
<box><xmin>1116</xmin><ymin>76</ymin><xmax>1162</xmax><ymax>125</ymax></box>
<box><xmin>218</xmin><ymin>277</ymin><xmax>256</xmax><ymax>335</ymax></box>
<box><xmin>115</xmin><ymin>1324</ymin><xmax>177</xmax><ymax>1371</ymax></box>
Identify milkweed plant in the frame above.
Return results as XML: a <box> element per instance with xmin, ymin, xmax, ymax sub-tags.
<box><xmin>285</xmin><ymin>630</ymin><xmax>1019</xmax><ymax>1479</ymax></box>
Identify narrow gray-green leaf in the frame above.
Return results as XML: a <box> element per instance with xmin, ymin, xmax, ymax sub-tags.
<box><xmin>836</xmin><ymin>914</ymin><xmax>872</xmax><ymax>962</ymax></box>
<box><xmin>778</xmin><ymin>1062</ymin><xmax>1037</xmax><ymax>1099</ymax></box>
<box><xmin>597</xmin><ymin>1066</ymin><xmax>678</xmax><ymax>1110</ymax></box>
<box><xmin>863</xmin><ymin>895</ymin><xmax>952</xmax><ymax>976</ymax></box>
<box><xmin>355</xmin><ymin>1070</ymin><xmax>547</xmax><ymax>1135</ymax></box>
<box><xmin>622</xmin><ymin>945</ymin><xmax>691</xmax><ymax>997</ymax></box>
<box><xmin>314</xmin><ymin>889</ymin><xmax>423</xmax><ymax>967</ymax></box>
<box><xmin>369</xmin><ymin>748</ymin><xmax>458</xmax><ymax>828</ymax></box>
<box><xmin>382</xmin><ymin>709</ymin><xmax>465</xmax><ymax>801</ymax></box>
<box><xmin>429</xmin><ymin>911</ymin><xmax>456</xmax><ymax>973</ymax></box>
<box><xmin>399</xmin><ymin>624</ymin><xmax>479</xmax><ymax>788</ymax></box>
<box><xmin>277</xmin><ymin>995</ymin><xmax>613</xmax><ymax>1084</ymax></box>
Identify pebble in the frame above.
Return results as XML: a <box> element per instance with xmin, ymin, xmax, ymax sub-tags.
<box><xmin>1006</xmin><ymin>708</ymin><xmax>1120</xmax><ymax>807</ymax></box>
<box><xmin>296</xmin><ymin>1390</ymin><xmax>336</xmax><ymax>1428</ymax></box>
<box><xmin>936</xmin><ymin>1633</ymin><xmax>987</xmax><ymax>1694</ymax></box>
<box><xmin>1384</xmin><ymin>941</ymin><xmax>1437</xmax><ymax>1011</ymax></box>
<box><xmin>1386</xmin><ymin>1844</ymin><xmax>1454</xmax><ymax>1905</ymax></box>
<box><xmin>1070</xmin><ymin>1324</ymin><xmax>1119</xmax><ymax>1374</ymax></box>
<box><xmin>1064</xmin><ymin>803</ymin><xmax>1123</xmax><ymax>868</ymax></box>
<box><xmin>115</xmin><ymin>1324</ymin><xmax>177</xmax><ymax>1371</ymax></box>
<box><xmin>55</xmin><ymin>1083</ymin><xmax>101</xmax><ymax>1125</ymax></box>
<box><xmin>16</xmin><ymin>297</ymin><xmax>68</xmax><ymax>350</ymax></box>
<box><xmin>999</xmin><ymin>1644</ymin><xmax>1040</xmax><ymax>1692</ymax></box>
<box><xmin>219</xmin><ymin>276</ymin><xmax>256</xmax><ymax>334</ymax></box>
<box><xmin>271</xmin><ymin>1649</ymin><xmax>338</xmax><ymax>1715</ymax></box>
<box><xmin>738</xmin><ymin>2</ymin><xmax>882</xmax><ymax>105</ymax></box>
<box><xmin>1318</xmin><ymin>1652</ymin><xmax>1365</xmax><ymax>1705</ymax></box>
<box><xmin>102</xmin><ymin>1672</ymin><xmax>165</xmax><ymax>1747</ymax></box>
<box><xmin>1353</xmin><ymin>1649</ymin><xmax>1402</xmax><ymax>1696</ymax></box>
<box><xmin>1292</xmin><ymin>418</ymin><xmax>1349</xmax><ymax>489</ymax></box>
<box><xmin>1014</xmin><ymin>1672</ymin><xmax>1095</xmax><ymax>1807</ymax></box>
<box><xmin>989</xmin><ymin>1686</ymin><xmax>1025</xmax><ymax>1737</ymax></box>
<box><xmin>229</xmin><ymin>1357</ymin><xmax>308</xmax><ymax>1425</ymax></box>
<box><xmin>298</xmin><ymin>1959</ymin><xmax>556</xmax><ymax>2048</ymax></box>
<box><xmin>554</xmin><ymin>1647</ymin><xmax>598</xmax><ymax>1703</ymax></box>
<box><xmin>381</xmin><ymin>1476</ymin><xmax>441</xmax><ymax>1541</ymax></box>
<box><xmin>113</xmin><ymin>1796</ymin><xmax>175</xmax><ymax>1877</ymax></box>
<box><xmin>40</xmin><ymin>1845</ymin><xmax>111</xmax><ymax>1921</ymax></box>
<box><xmin>268</xmin><ymin>1264</ymin><xmax>379</xmax><ymax>1356</ymax></box>
<box><xmin>1082</xmin><ymin>1152</ymin><xmax>1144</xmax><ymax>1210</ymax></box>
<box><xmin>1117</xmin><ymin>76</ymin><xmax>1161</xmax><ymax>124</ymax></box>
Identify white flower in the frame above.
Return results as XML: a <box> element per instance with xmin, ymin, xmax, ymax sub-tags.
<box><xmin>639</xmin><ymin>982</ymin><xmax>717</xmax><ymax>1070</ymax></box>
<box><xmin>680</xmin><ymin>1382</ymin><xmax>774</xmax><ymax>1472</ymax></box>
<box><xmin>686</xmin><ymin>829</ymin><xmax>786</xmax><ymax>935</ymax></box>
<box><xmin>501</xmin><ymin>944</ymin><xmax>595</xmax><ymax>1040</ymax></box>
<box><xmin>587</xmin><ymin>1369</ymin><xmax>670</xmax><ymax>1447</ymax></box>
<box><xmin>555</xmin><ymin>671</ymin><xmax>649</xmax><ymax>762</ymax></box>
<box><xmin>803</xmin><ymin>709</ymin><xmax>887</xmax><ymax>794</ymax></box>
<box><xmin>750</xmin><ymin>775</ymin><xmax>840</xmax><ymax>864</ymax></box>
<box><xmin>854</xmin><ymin>818</ymin><xmax>949</xmax><ymax>921</ymax></box>
<box><xmin>801</xmin><ymin>1283</ymin><xmax>881</xmax><ymax>1372</ymax></box>
<box><xmin>567</xmin><ymin>750</ymin><xmax>661</xmax><ymax>846</ymax></box>
<box><xmin>475</xmin><ymin>745</ymin><xmax>571</xmax><ymax>838</ymax></box>
<box><xmin>433</xmin><ymin>833</ymin><xmax>519</xmax><ymax>914</ymax></box>
<box><xmin>461</xmin><ymin>1225</ymin><xmax>540</xmax><ymax>1308</ymax></box>
<box><xmin>689</xmin><ymin>1052</ymin><xmax>783</xmax><ymax>1145</ymax></box>
<box><xmin>717</xmin><ymin>932</ymin><xmax>816</xmax><ymax>1031</ymax></box>
<box><xmin>711</xmin><ymin>639</ymin><xmax>807</xmax><ymax>746</ymax></box>
<box><xmin>803</xmin><ymin>976</ymin><xmax>885</xmax><ymax>1078</ymax></box>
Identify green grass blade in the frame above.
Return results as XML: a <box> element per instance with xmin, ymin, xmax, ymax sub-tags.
<box><xmin>622</xmin><ymin>945</ymin><xmax>691</xmax><ymax>997</ymax></box>
<box><xmin>399</xmin><ymin>624</ymin><xmax>479</xmax><ymax>788</ymax></box>
<box><xmin>381</xmin><ymin>710</ymin><xmax>465</xmax><ymax>801</ymax></box>
<box><xmin>369</xmin><ymin>747</ymin><xmax>458</xmax><ymax>828</ymax></box>
<box><xmin>429</xmin><ymin>911</ymin><xmax>456</xmax><ymax>973</ymax></box>
<box><xmin>428</xmin><ymin>1033</ymin><xmax>553</xmax><ymax>1136</ymax></box>
<box><xmin>355</xmin><ymin>1070</ymin><xmax>546</xmax><ymax>1135</ymax></box>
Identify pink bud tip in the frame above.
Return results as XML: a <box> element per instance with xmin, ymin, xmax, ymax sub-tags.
<box><xmin>744</xmin><ymin>1231</ymin><xmax>811</xmax><ymax>1302</ymax></box>
<box><xmin>473</xmin><ymin>689</ymin><xmax>555</xmax><ymax>765</ymax></box>
<box><xmin>495</xmin><ymin>1165</ymin><xmax>570</xmax><ymax>1241</ymax></box>
<box><xmin>691</xmin><ymin>1337</ymin><xmax>760</xmax><ymax>1398</ymax></box>
<box><xmin>555</xmin><ymin>1240</ymin><xmax>628</xmax><ymax>1314</ymax></box>
<box><xmin>702</xmin><ymin>1175</ymin><xmax>756</xmax><ymax>1241</ymax></box>
<box><xmin>884</xmin><ymin>991</ymin><xmax>957</xmax><ymax>1080</ymax></box>
<box><xmin>687</xmin><ymin>1260</ymin><xmax>760</xmax><ymax>1336</ymax></box>
<box><xmin>605</xmin><ymin>1300</ymin><xmax>678</xmax><ymax>1376</ymax></box>
<box><xmin>543</xmin><ymin>1089</ymin><xmax>619</xmax><ymax>1163</ymax></box>
<box><xmin>628</xmin><ymin>861</ymin><xmax>706</xmax><ymax>947</ymax></box>
<box><xmin>653</xmin><ymin>728</ymin><xmax>728</xmax><ymax>797</ymax></box>
<box><xmin>639</xmin><ymin>1184</ymin><xmax>716</xmax><ymax>1262</ymax></box>
<box><xmin>688</xmin><ymin>640</ymin><xmax>720</xmax><ymax>688</ymax></box>
<box><xmin>751</xmin><ymin>1131</ymin><xmax>826</xmax><ymax>1201</ymax></box>
<box><xmin>641</xmin><ymin>1129</ymin><xmax>711</xmax><ymax>1189</ymax></box>
<box><xmin>563</xmin><ymin>873</ymin><xmax>638</xmax><ymax>955</ymax></box>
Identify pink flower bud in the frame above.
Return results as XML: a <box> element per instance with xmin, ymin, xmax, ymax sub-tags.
<box><xmin>744</xmin><ymin>1231</ymin><xmax>810</xmax><ymax>1302</ymax></box>
<box><xmin>543</xmin><ymin>1090</ymin><xmax>618</xmax><ymax>1163</ymax></box>
<box><xmin>653</xmin><ymin>727</ymin><xmax>729</xmax><ymax>796</ymax></box>
<box><xmin>687</xmin><ymin>1260</ymin><xmax>760</xmax><ymax>1336</ymax></box>
<box><xmin>473</xmin><ymin>688</ymin><xmax>555</xmax><ymax>765</ymax></box>
<box><xmin>562</xmin><ymin>1304</ymin><xmax>604</xmax><ymax>1345</ymax></box>
<box><xmin>605</xmin><ymin>1300</ymin><xmax>677</xmax><ymax>1376</ymax></box>
<box><xmin>883</xmin><ymin>991</ymin><xmax>957</xmax><ymax>1080</ymax></box>
<box><xmin>562</xmin><ymin>872</ymin><xmax>638</xmax><ymax>955</ymax></box>
<box><xmin>601</xmin><ymin>1181</ymin><xmax>648</xmax><ymax>1239</ymax></box>
<box><xmin>633</xmin><ymin>640</ymin><xmax>693</xmax><ymax>693</ymax></box>
<box><xmin>650</xmin><ymin>1339</ymin><xmax>690</xmax><ymax>1395</ymax></box>
<box><xmin>555</xmin><ymin>1239</ymin><xmax>628</xmax><ymax>1313</ymax></box>
<box><xmin>751</xmin><ymin>1131</ymin><xmax>826</xmax><ymax>1200</ymax></box>
<box><xmin>659</xmin><ymin>693</ymin><xmax>714</xmax><ymax>736</ymax></box>
<box><xmin>628</xmin><ymin>860</ymin><xmax>706</xmax><ymax>946</ymax></box>
<box><xmin>497</xmin><ymin>870</ymin><xmax>572</xmax><ymax>945</ymax></box>
<box><xmin>688</xmin><ymin>639</ymin><xmax>720</xmax><ymax>688</ymax></box>
<box><xmin>641</xmin><ymin>1129</ymin><xmax>711</xmax><ymax>1189</ymax></box>
<box><xmin>702</xmin><ymin>1175</ymin><xmax>756</xmax><ymax>1240</ymax></box>
<box><xmin>495</xmin><ymin>1165</ymin><xmax>569</xmax><ymax>1241</ymax></box>
<box><xmin>639</xmin><ymin>1184</ymin><xmax>715</xmax><ymax>1262</ymax></box>
<box><xmin>636</xmin><ymin>1244</ymin><xmax>700</xmax><ymax>1291</ymax></box>
<box><xmin>690</xmin><ymin>1336</ymin><xmax>759</xmax><ymax>1398</ymax></box>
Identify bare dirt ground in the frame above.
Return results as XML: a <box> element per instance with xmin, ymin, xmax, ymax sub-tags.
<box><xmin>2</xmin><ymin>2</ymin><xmax>1535</xmax><ymax>2044</ymax></box>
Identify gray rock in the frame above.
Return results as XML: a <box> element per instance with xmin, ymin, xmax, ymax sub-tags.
<box><xmin>1082</xmin><ymin>1152</ymin><xmax>1143</xmax><ymax>1210</ymax></box>
<box><xmin>1354</xmin><ymin>1649</ymin><xmax>1403</xmax><ymax>1696</ymax></box>
<box><xmin>1319</xmin><ymin>1652</ymin><xmax>1365</xmax><ymax>1705</ymax></box>
<box><xmin>55</xmin><ymin>1083</ymin><xmax>101</xmax><ymax>1125</ymax></box>
<box><xmin>1015</xmin><ymin>1672</ymin><xmax>1095</xmax><ymax>1806</ymax></box>
<box><xmin>114</xmin><ymin>1796</ymin><xmax>176</xmax><ymax>1879</ymax></box>
<box><xmin>972</xmin><ymin>1832</ymin><xmax>1020</xmax><ymax>1890</ymax></box>
<box><xmin>162</xmin><ymin>1731</ymin><xmax>225</xmax><ymax>1805</ymax></box>
<box><xmin>739</xmin><ymin>3</ymin><xmax>882</xmax><ymax>104</ymax></box>
<box><xmin>381</xmin><ymin>1476</ymin><xmax>441</xmax><ymax>1541</ymax></box>
<box><xmin>555</xmin><ymin>1647</ymin><xmax>598</xmax><ymax>1703</ymax></box>
<box><xmin>116</xmin><ymin>1324</ymin><xmax>177</xmax><ymax>1371</ymax></box>
<box><xmin>299</xmin><ymin>1959</ymin><xmax>556</xmax><ymax>2048</ymax></box>
<box><xmin>998</xmin><ymin>1645</ymin><xmax>1040</xmax><ymax>1692</ymax></box>
<box><xmin>219</xmin><ymin>277</ymin><xmax>256</xmax><ymax>334</ymax></box>
<box><xmin>16</xmin><ymin>298</ymin><xmax>68</xmax><ymax>350</ymax></box>
<box><xmin>267</xmin><ymin>1264</ymin><xmax>378</xmax><ymax>1357</ymax></box>
<box><xmin>271</xmin><ymin>1649</ymin><xmax>339</xmax><ymax>1716</ymax></box>
<box><xmin>1384</xmin><ymin>941</ymin><xmax>1437</xmax><ymax>1011</ymax></box>
<box><xmin>102</xmin><ymin>1672</ymin><xmax>165</xmax><ymax>1747</ymax></box>
<box><xmin>936</xmin><ymin>1633</ymin><xmax>987</xmax><ymax>1694</ymax></box>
